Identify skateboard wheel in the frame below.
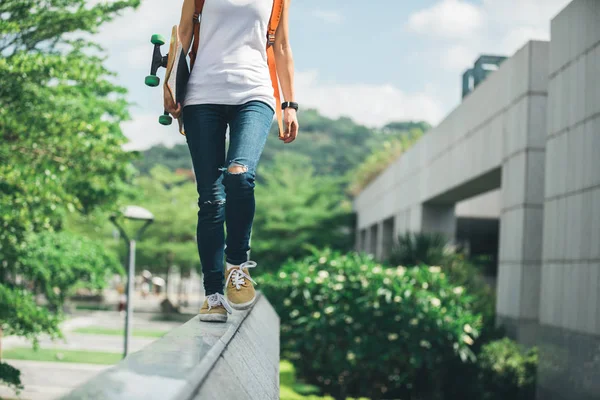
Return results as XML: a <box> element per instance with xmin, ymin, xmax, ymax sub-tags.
<box><xmin>151</xmin><ymin>34</ymin><xmax>166</xmax><ymax>46</ymax></box>
<box><xmin>159</xmin><ymin>115</ymin><xmax>173</xmax><ymax>126</ymax></box>
<box><xmin>145</xmin><ymin>75</ymin><xmax>160</xmax><ymax>87</ymax></box>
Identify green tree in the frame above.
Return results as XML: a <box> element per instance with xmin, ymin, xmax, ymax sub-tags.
<box><xmin>0</xmin><ymin>0</ymin><xmax>140</xmax><ymax>389</ymax></box>
<box><xmin>252</xmin><ymin>153</ymin><xmax>354</xmax><ymax>269</ymax></box>
<box><xmin>262</xmin><ymin>109</ymin><xmax>377</xmax><ymax>179</ymax></box>
<box><xmin>347</xmin><ymin>127</ymin><xmax>424</xmax><ymax>195</ymax></box>
<box><xmin>1</xmin><ymin>231</ymin><xmax>122</xmax><ymax>391</ymax></box>
<box><xmin>132</xmin><ymin>166</ymin><xmax>199</xmax><ymax>300</ymax></box>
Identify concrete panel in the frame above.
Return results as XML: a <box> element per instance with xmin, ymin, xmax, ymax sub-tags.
<box><xmin>585</xmin><ymin>45</ymin><xmax>600</xmax><ymax>119</ymax></box>
<box><xmin>455</xmin><ymin>189</ymin><xmax>501</xmax><ymax>218</ymax></box>
<box><xmin>502</xmin><ymin>153</ymin><xmax>526</xmax><ymax>209</ymax></box>
<box><xmin>504</xmin><ymin>98</ymin><xmax>529</xmax><ymax>157</ymax></box>
<box><xmin>591</xmin><ymin>188</ymin><xmax>600</xmax><ymax>261</ymax></box>
<box><xmin>582</xmin><ymin>263</ymin><xmax>600</xmax><ymax>334</ymax></box>
<box><xmin>509</xmin><ymin>43</ymin><xmax>534</xmax><ymax>103</ymax></box>
<box><xmin>521</xmin><ymin>263</ymin><xmax>542</xmax><ymax>319</ymax></box>
<box><xmin>550</xmin><ymin>0</ymin><xmax>600</xmax><ymax>74</ymax></box>
<box><xmin>588</xmin><ymin>117</ymin><xmax>600</xmax><ymax>189</ymax></box>
<box><xmin>580</xmin><ymin>191</ymin><xmax>594</xmax><ymax>260</ymax></box>
<box><xmin>542</xmin><ymin>199</ymin><xmax>555</xmax><ymax>262</ymax></box>
<box><xmin>560</xmin><ymin>265</ymin><xmax>578</xmax><ymax>330</ymax></box>
<box><xmin>499</xmin><ymin>208</ymin><xmax>524</xmax><ymax>263</ymax></box>
<box><xmin>539</xmin><ymin>264</ymin><xmax>554</xmax><ymax>325</ymax></box>
<box><xmin>497</xmin><ymin>263</ymin><xmax>523</xmax><ymax>318</ymax></box>
<box><xmin>530</xmin><ymin>41</ymin><xmax>550</xmax><ymax>93</ymax></box>
<box><xmin>522</xmin><ymin>207</ymin><xmax>544</xmax><ymax>262</ymax></box>
<box><xmin>525</xmin><ymin>150</ymin><xmax>546</xmax><ymax>205</ymax></box>
<box><xmin>527</xmin><ymin>95</ymin><xmax>548</xmax><ymax>150</ymax></box>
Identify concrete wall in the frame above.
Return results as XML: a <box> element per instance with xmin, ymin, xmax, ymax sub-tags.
<box><xmin>61</xmin><ymin>293</ymin><xmax>280</xmax><ymax>400</ymax></box>
<box><xmin>536</xmin><ymin>1</ymin><xmax>600</xmax><ymax>399</ymax></box>
<box><xmin>354</xmin><ymin>40</ymin><xmax>549</xmax><ymax>329</ymax></box>
<box><xmin>353</xmin><ymin>1</ymin><xmax>599</xmax><ymax>398</ymax></box>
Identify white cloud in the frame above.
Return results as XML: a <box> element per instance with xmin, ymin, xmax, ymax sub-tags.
<box><xmin>407</xmin><ymin>0</ymin><xmax>572</xmax><ymax>72</ymax></box>
<box><xmin>482</xmin><ymin>0</ymin><xmax>571</xmax><ymax>27</ymax></box>
<box><xmin>313</xmin><ymin>10</ymin><xmax>344</xmax><ymax>24</ymax></box>
<box><xmin>407</xmin><ymin>0</ymin><xmax>484</xmax><ymax>39</ymax></box>
<box><xmin>443</xmin><ymin>45</ymin><xmax>478</xmax><ymax>70</ymax></box>
<box><xmin>295</xmin><ymin>70</ymin><xmax>444</xmax><ymax>128</ymax></box>
<box><xmin>122</xmin><ymin>113</ymin><xmax>185</xmax><ymax>151</ymax></box>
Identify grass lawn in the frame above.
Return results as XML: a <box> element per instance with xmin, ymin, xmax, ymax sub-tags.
<box><xmin>2</xmin><ymin>348</ymin><xmax>121</xmax><ymax>365</ymax></box>
<box><xmin>73</xmin><ymin>326</ymin><xmax>167</xmax><ymax>338</ymax></box>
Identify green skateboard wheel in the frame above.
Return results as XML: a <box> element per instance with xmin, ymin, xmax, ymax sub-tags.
<box><xmin>159</xmin><ymin>115</ymin><xmax>173</xmax><ymax>126</ymax></box>
<box><xmin>145</xmin><ymin>75</ymin><xmax>160</xmax><ymax>87</ymax></box>
<box><xmin>151</xmin><ymin>34</ymin><xmax>166</xmax><ymax>46</ymax></box>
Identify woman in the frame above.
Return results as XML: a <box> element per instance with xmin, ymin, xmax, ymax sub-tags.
<box><xmin>167</xmin><ymin>0</ymin><xmax>299</xmax><ymax>322</ymax></box>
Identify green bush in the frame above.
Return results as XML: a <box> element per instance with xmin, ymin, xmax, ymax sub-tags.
<box><xmin>258</xmin><ymin>249</ymin><xmax>483</xmax><ymax>400</ymax></box>
<box><xmin>477</xmin><ymin>338</ymin><xmax>538</xmax><ymax>400</ymax></box>
<box><xmin>387</xmin><ymin>232</ymin><xmax>499</xmax><ymax>342</ymax></box>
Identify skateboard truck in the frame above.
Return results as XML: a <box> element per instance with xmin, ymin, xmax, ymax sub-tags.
<box><xmin>145</xmin><ymin>34</ymin><xmax>173</xmax><ymax>126</ymax></box>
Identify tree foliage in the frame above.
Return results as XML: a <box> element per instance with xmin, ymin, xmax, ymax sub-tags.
<box><xmin>347</xmin><ymin>127</ymin><xmax>424</xmax><ymax>195</ymax></box>
<box><xmin>131</xmin><ymin>166</ymin><xmax>199</xmax><ymax>281</ymax></box>
<box><xmin>0</xmin><ymin>0</ymin><xmax>140</xmax><ymax>389</ymax></box>
<box><xmin>252</xmin><ymin>153</ymin><xmax>354</xmax><ymax>270</ymax></box>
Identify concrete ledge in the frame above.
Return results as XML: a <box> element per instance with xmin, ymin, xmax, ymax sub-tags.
<box><xmin>60</xmin><ymin>293</ymin><xmax>279</xmax><ymax>400</ymax></box>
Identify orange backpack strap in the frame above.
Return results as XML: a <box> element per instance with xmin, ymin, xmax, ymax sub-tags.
<box><xmin>267</xmin><ymin>0</ymin><xmax>285</xmax><ymax>138</ymax></box>
<box><xmin>189</xmin><ymin>0</ymin><xmax>205</xmax><ymax>70</ymax></box>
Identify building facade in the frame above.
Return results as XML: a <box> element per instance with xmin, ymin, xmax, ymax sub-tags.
<box><xmin>352</xmin><ymin>1</ymin><xmax>600</xmax><ymax>399</ymax></box>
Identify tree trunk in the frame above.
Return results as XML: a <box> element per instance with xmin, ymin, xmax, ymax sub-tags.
<box><xmin>177</xmin><ymin>276</ymin><xmax>184</xmax><ymax>305</ymax></box>
<box><xmin>165</xmin><ymin>265</ymin><xmax>172</xmax><ymax>300</ymax></box>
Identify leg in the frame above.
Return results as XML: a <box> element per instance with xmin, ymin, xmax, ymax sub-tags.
<box><xmin>183</xmin><ymin>104</ymin><xmax>228</xmax><ymax>295</ymax></box>
<box><xmin>223</xmin><ymin>101</ymin><xmax>274</xmax><ymax>265</ymax></box>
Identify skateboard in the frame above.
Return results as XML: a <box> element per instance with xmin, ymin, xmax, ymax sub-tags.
<box><xmin>144</xmin><ymin>26</ymin><xmax>189</xmax><ymax>135</ymax></box>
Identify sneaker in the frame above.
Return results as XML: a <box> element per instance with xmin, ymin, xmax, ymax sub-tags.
<box><xmin>199</xmin><ymin>293</ymin><xmax>232</xmax><ymax>322</ymax></box>
<box><xmin>225</xmin><ymin>260</ymin><xmax>258</xmax><ymax>310</ymax></box>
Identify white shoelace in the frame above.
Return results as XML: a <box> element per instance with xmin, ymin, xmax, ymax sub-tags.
<box><xmin>206</xmin><ymin>293</ymin><xmax>233</xmax><ymax>314</ymax></box>
<box><xmin>226</xmin><ymin>261</ymin><xmax>258</xmax><ymax>290</ymax></box>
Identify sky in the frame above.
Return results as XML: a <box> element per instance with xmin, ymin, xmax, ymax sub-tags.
<box><xmin>93</xmin><ymin>0</ymin><xmax>573</xmax><ymax>150</ymax></box>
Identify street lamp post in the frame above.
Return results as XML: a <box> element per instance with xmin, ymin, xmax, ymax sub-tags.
<box><xmin>110</xmin><ymin>206</ymin><xmax>154</xmax><ymax>358</ymax></box>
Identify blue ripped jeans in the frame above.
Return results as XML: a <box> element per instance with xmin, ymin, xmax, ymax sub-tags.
<box><xmin>183</xmin><ymin>101</ymin><xmax>274</xmax><ymax>296</ymax></box>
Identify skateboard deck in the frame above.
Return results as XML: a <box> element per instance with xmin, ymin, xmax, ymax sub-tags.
<box><xmin>145</xmin><ymin>26</ymin><xmax>190</xmax><ymax>135</ymax></box>
<box><xmin>164</xmin><ymin>25</ymin><xmax>189</xmax><ymax>135</ymax></box>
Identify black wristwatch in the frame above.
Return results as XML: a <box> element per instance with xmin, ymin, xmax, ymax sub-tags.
<box><xmin>281</xmin><ymin>101</ymin><xmax>299</xmax><ymax>111</ymax></box>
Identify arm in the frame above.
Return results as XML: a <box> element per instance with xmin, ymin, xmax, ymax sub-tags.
<box><xmin>178</xmin><ymin>0</ymin><xmax>196</xmax><ymax>54</ymax></box>
<box><xmin>273</xmin><ymin>0</ymin><xmax>299</xmax><ymax>143</ymax></box>
<box><xmin>273</xmin><ymin>0</ymin><xmax>295</xmax><ymax>104</ymax></box>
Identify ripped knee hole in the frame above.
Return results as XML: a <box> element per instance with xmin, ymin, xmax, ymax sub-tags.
<box><xmin>226</xmin><ymin>163</ymin><xmax>248</xmax><ymax>175</ymax></box>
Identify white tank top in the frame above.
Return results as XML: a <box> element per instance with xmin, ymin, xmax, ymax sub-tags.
<box><xmin>184</xmin><ymin>0</ymin><xmax>276</xmax><ymax>111</ymax></box>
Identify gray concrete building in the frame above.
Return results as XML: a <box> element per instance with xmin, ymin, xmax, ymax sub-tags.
<box><xmin>352</xmin><ymin>1</ymin><xmax>599</xmax><ymax>399</ymax></box>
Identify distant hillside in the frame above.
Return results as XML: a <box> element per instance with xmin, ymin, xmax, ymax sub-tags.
<box><xmin>134</xmin><ymin>109</ymin><xmax>430</xmax><ymax>180</ymax></box>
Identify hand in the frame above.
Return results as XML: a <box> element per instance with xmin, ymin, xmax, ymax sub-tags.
<box><xmin>164</xmin><ymin>89</ymin><xmax>182</xmax><ymax>119</ymax></box>
<box><xmin>280</xmin><ymin>108</ymin><xmax>299</xmax><ymax>143</ymax></box>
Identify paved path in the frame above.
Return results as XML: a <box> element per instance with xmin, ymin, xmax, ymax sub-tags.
<box><xmin>0</xmin><ymin>360</ymin><xmax>111</xmax><ymax>400</ymax></box>
<box><xmin>0</xmin><ymin>311</ymin><xmax>185</xmax><ymax>400</ymax></box>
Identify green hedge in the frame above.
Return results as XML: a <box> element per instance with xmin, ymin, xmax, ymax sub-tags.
<box><xmin>478</xmin><ymin>338</ymin><xmax>538</xmax><ymax>400</ymax></box>
<box><xmin>258</xmin><ymin>249</ymin><xmax>483</xmax><ymax>400</ymax></box>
